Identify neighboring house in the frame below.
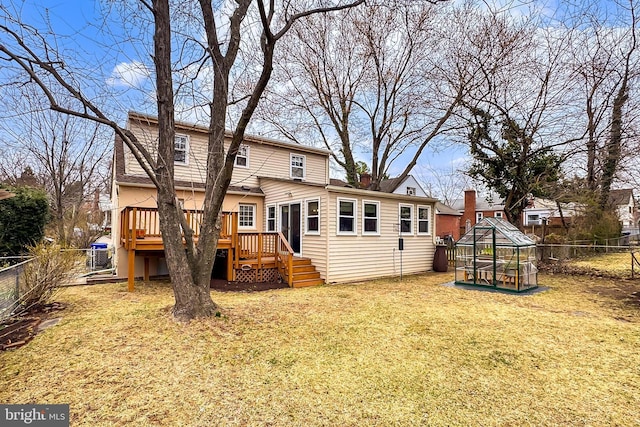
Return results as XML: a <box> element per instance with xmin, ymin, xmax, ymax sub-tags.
<box><xmin>608</xmin><ymin>189</ymin><xmax>639</xmax><ymax>234</ymax></box>
<box><xmin>522</xmin><ymin>189</ymin><xmax>638</xmax><ymax>232</ymax></box>
<box><xmin>451</xmin><ymin>190</ymin><xmax>506</xmax><ymax>234</ymax></box>
<box><xmin>521</xmin><ymin>198</ymin><xmax>584</xmax><ymax>227</ymax></box>
<box><xmin>435</xmin><ymin>202</ymin><xmax>462</xmax><ymax>240</ymax></box>
<box><xmin>111</xmin><ymin>112</ymin><xmax>438</xmax><ymax>288</ymax></box>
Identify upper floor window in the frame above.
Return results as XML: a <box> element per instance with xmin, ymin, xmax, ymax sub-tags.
<box><xmin>476</xmin><ymin>212</ymin><xmax>483</xmax><ymax>223</ymax></box>
<box><xmin>338</xmin><ymin>198</ymin><xmax>356</xmax><ymax>234</ymax></box>
<box><xmin>399</xmin><ymin>204</ymin><xmax>413</xmax><ymax>234</ymax></box>
<box><xmin>266</xmin><ymin>205</ymin><xmax>276</xmax><ymax>232</ymax></box>
<box><xmin>363</xmin><ymin>201</ymin><xmax>380</xmax><ymax>235</ymax></box>
<box><xmin>418</xmin><ymin>205</ymin><xmax>431</xmax><ymax>234</ymax></box>
<box><xmin>406</xmin><ymin>187</ymin><xmax>416</xmax><ymax>196</ymax></box>
<box><xmin>239</xmin><ymin>204</ymin><xmax>255</xmax><ymax>228</ymax></box>
<box><xmin>175</xmin><ymin>134</ymin><xmax>188</xmax><ymax>165</ymax></box>
<box><xmin>306</xmin><ymin>199</ymin><xmax>320</xmax><ymax>234</ymax></box>
<box><xmin>235</xmin><ymin>145</ymin><xmax>249</xmax><ymax>168</ymax></box>
<box><xmin>290</xmin><ymin>154</ymin><xmax>306</xmax><ymax>179</ymax></box>
<box><xmin>494</xmin><ymin>211</ymin><xmax>503</xmax><ymax>219</ymax></box>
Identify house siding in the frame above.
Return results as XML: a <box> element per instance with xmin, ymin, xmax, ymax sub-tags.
<box><xmin>124</xmin><ymin>120</ymin><xmax>327</xmax><ymax>186</ymax></box>
<box><xmin>259</xmin><ymin>179</ymin><xmax>328</xmax><ymax>279</ymax></box>
<box><xmin>326</xmin><ymin>192</ymin><xmax>435</xmax><ymax>283</ymax></box>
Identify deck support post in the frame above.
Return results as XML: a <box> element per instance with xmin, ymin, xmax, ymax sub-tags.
<box><xmin>144</xmin><ymin>257</ymin><xmax>150</xmax><ymax>282</ymax></box>
<box><xmin>127</xmin><ymin>249</ymin><xmax>135</xmax><ymax>292</ymax></box>
<box><xmin>227</xmin><ymin>249</ymin><xmax>234</xmax><ymax>282</ymax></box>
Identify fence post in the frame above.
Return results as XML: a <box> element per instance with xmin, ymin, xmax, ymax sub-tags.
<box><xmin>15</xmin><ymin>268</ymin><xmax>20</xmax><ymax>302</ymax></box>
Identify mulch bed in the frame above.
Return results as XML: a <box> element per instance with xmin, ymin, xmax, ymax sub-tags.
<box><xmin>0</xmin><ymin>302</ymin><xmax>66</xmax><ymax>351</ymax></box>
<box><xmin>210</xmin><ymin>279</ymin><xmax>287</xmax><ymax>292</ymax></box>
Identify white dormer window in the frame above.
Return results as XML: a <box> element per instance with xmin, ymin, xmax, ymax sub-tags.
<box><xmin>406</xmin><ymin>187</ymin><xmax>416</xmax><ymax>196</ymax></box>
<box><xmin>235</xmin><ymin>145</ymin><xmax>249</xmax><ymax>168</ymax></box>
<box><xmin>174</xmin><ymin>134</ymin><xmax>188</xmax><ymax>165</ymax></box>
<box><xmin>290</xmin><ymin>154</ymin><xmax>306</xmax><ymax>179</ymax></box>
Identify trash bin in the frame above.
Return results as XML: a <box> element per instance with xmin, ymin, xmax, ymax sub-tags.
<box><xmin>90</xmin><ymin>243</ymin><xmax>109</xmax><ymax>268</ymax></box>
<box><xmin>433</xmin><ymin>244</ymin><xmax>448</xmax><ymax>272</ymax></box>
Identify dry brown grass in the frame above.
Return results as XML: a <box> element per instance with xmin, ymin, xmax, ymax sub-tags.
<box><xmin>567</xmin><ymin>251</ymin><xmax>636</xmax><ymax>277</ymax></box>
<box><xmin>1</xmin><ymin>272</ymin><xmax>639</xmax><ymax>426</ymax></box>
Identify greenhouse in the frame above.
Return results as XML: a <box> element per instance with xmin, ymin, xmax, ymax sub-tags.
<box><xmin>455</xmin><ymin>217</ymin><xmax>538</xmax><ymax>292</ymax></box>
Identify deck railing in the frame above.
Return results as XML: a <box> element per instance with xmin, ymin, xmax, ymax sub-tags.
<box><xmin>234</xmin><ymin>231</ymin><xmax>295</xmax><ymax>286</ymax></box>
<box><xmin>120</xmin><ymin>206</ymin><xmax>236</xmax><ymax>249</ymax></box>
<box><xmin>120</xmin><ymin>206</ymin><xmax>294</xmax><ymax>285</ymax></box>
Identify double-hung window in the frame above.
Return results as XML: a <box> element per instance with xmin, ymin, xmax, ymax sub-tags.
<box><xmin>363</xmin><ymin>201</ymin><xmax>380</xmax><ymax>235</ymax></box>
<box><xmin>338</xmin><ymin>198</ymin><xmax>356</xmax><ymax>234</ymax></box>
<box><xmin>174</xmin><ymin>134</ymin><xmax>188</xmax><ymax>165</ymax></box>
<box><xmin>266</xmin><ymin>205</ymin><xmax>276</xmax><ymax>232</ymax></box>
<box><xmin>306</xmin><ymin>199</ymin><xmax>320</xmax><ymax>234</ymax></box>
<box><xmin>290</xmin><ymin>154</ymin><xmax>305</xmax><ymax>179</ymax></box>
<box><xmin>417</xmin><ymin>205</ymin><xmax>431</xmax><ymax>234</ymax></box>
<box><xmin>239</xmin><ymin>204</ymin><xmax>255</xmax><ymax>229</ymax></box>
<box><xmin>399</xmin><ymin>204</ymin><xmax>413</xmax><ymax>234</ymax></box>
<box><xmin>235</xmin><ymin>145</ymin><xmax>249</xmax><ymax>168</ymax></box>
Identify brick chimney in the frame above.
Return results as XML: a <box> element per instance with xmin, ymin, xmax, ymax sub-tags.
<box><xmin>462</xmin><ymin>189</ymin><xmax>477</xmax><ymax>226</ymax></box>
<box><xmin>360</xmin><ymin>173</ymin><xmax>371</xmax><ymax>189</ymax></box>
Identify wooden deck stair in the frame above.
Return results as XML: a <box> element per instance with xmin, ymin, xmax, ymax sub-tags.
<box><xmin>291</xmin><ymin>257</ymin><xmax>324</xmax><ymax>288</ymax></box>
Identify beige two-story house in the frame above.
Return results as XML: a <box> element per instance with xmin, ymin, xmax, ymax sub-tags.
<box><xmin>111</xmin><ymin>112</ymin><xmax>437</xmax><ymax>288</ymax></box>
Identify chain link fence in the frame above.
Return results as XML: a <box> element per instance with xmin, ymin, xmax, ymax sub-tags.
<box><xmin>1</xmin><ymin>247</ymin><xmax>114</xmax><ymax>322</ymax></box>
<box><xmin>0</xmin><ymin>258</ymin><xmax>33</xmax><ymax>322</ymax></box>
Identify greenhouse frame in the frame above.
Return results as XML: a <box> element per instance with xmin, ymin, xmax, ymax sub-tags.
<box><xmin>454</xmin><ymin>218</ymin><xmax>538</xmax><ymax>292</ymax></box>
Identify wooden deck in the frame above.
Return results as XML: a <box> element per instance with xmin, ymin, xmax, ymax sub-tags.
<box><xmin>119</xmin><ymin>207</ymin><xmax>323</xmax><ymax>290</ymax></box>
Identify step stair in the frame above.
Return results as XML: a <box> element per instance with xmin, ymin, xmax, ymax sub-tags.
<box><xmin>291</xmin><ymin>257</ymin><xmax>324</xmax><ymax>288</ymax></box>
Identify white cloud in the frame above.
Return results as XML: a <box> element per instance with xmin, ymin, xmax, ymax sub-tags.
<box><xmin>106</xmin><ymin>61</ymin><xmax>151</xmax><ymax>88</ymax></box>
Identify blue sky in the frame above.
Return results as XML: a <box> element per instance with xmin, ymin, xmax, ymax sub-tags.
<box><xmin>5</xmin><ymin>0</ymin><xmax>632</xmax><ymax>202</ymax></box>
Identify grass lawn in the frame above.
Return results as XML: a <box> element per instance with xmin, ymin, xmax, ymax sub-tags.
<box><xmin>567</xmin><ymin>251</ymin><xmax>638</xmax><ymax>278</ymax></box>
<box><xmin>1</xmin><ymin>272</ymin><xmax>639</xmax><ymax>426</ymax></box>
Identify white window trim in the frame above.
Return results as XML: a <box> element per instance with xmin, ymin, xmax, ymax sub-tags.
<box><xmin>290</xmin><ymin>153</ymin><xmax>306</xmax><ymax>179</ymax></box>
<box><xmin>174</xmin><ymin>134</ymin><xmax>189</xmax><ymax>165</ymax></box>
<box><xmin>417</xmin><ymin>205</ymin><xmax>431</xmax><ymax>235</ymax></box>
<box><xmin>235</xmin><ymin>144</ymin><xmax>249</xmax><ymax>168</ymax></box>
<box><xmin>337</xmin><ymin>197</ymin><xmax>357</xmax><ymax>235</ymax></box>
<box><xmin>305</xmin><ymin>198</ymin><xmax>320</xmax><ymax>235</ymax></box>
<box><xmin>238</xmin><ymin>203</ymin><xmax>256</xmax><ymax>230</ymax></box>
<box><xmin>406</xmin><ymin>187</ymin><xmax>416</xmax><ymax>196</ymax></box>
<box><xmin>399</xmin><ymin>203</ymin><xmax>414</xmax><ymax>235</ymax></box>
<box><xmin>362</xmin><ymin>200</ymin><xmax>380</xmax><ymax>236</ymax></box>
<box><xmin>266</xmin><ymin>204</ymin><xmax>276</xmax><ymax>232</ymax></box>
<box><xmin>494</xmin><ymin>211</ymin><xmax>503</xmax><ymax>219</ymax></box>
<box><xmin>476</xmin><ymin>212</ymin><xmax>483</xmax><ymax>223</ymax></box>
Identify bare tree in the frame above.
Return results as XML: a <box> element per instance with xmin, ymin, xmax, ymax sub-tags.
<box><xmin>0</xmin><ymin>0</ymin><xmax>365</xmax><ymax>320</ymax></box>
<box><xmin>565</xmin><ymin>0</ymin><xmax>639</xmax><ymax>207</ymax></box>
<box><xmin>0</xmin><ymin>89</ymin><xmax>110</xmax><ymax>247</ymax></box>
<box><xmin>453</xmin><ymin>2</ymin><xmax>582</xmax><ymax>228</ymax></box>
<box><xmin>260</xmin><ymin>0</ymin><xmax>462</xmax><ymax>188</ymax></box>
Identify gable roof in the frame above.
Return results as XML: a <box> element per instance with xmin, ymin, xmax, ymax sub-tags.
<box><xmin>608</xmin><ymin>189</ymin><xmax>634</xmax><ymax>206</ymax></box>
<box><xmin>378</xmin><ymin>177</ymin><xmax>403</xmax><ymax>193</ymax></box>
<box><xmin>435</xmin><ymin>202</ymin><xmax>463</xmax><ymax>216</ymax></box>
<box><xmin>128</xmin><ymin>111</ymin><xmax>330</xmax><ymax>157</ymax></box>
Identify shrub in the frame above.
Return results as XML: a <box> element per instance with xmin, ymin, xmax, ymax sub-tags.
<box><xmin>17</xmin><ymin>243</ymin><xmax>82</xmax><ymax>313</ymax></box>
<box><xmin>0</xmin><ymin>186</ymin><xmax>50</xmax><ymax>256</ymax></box>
